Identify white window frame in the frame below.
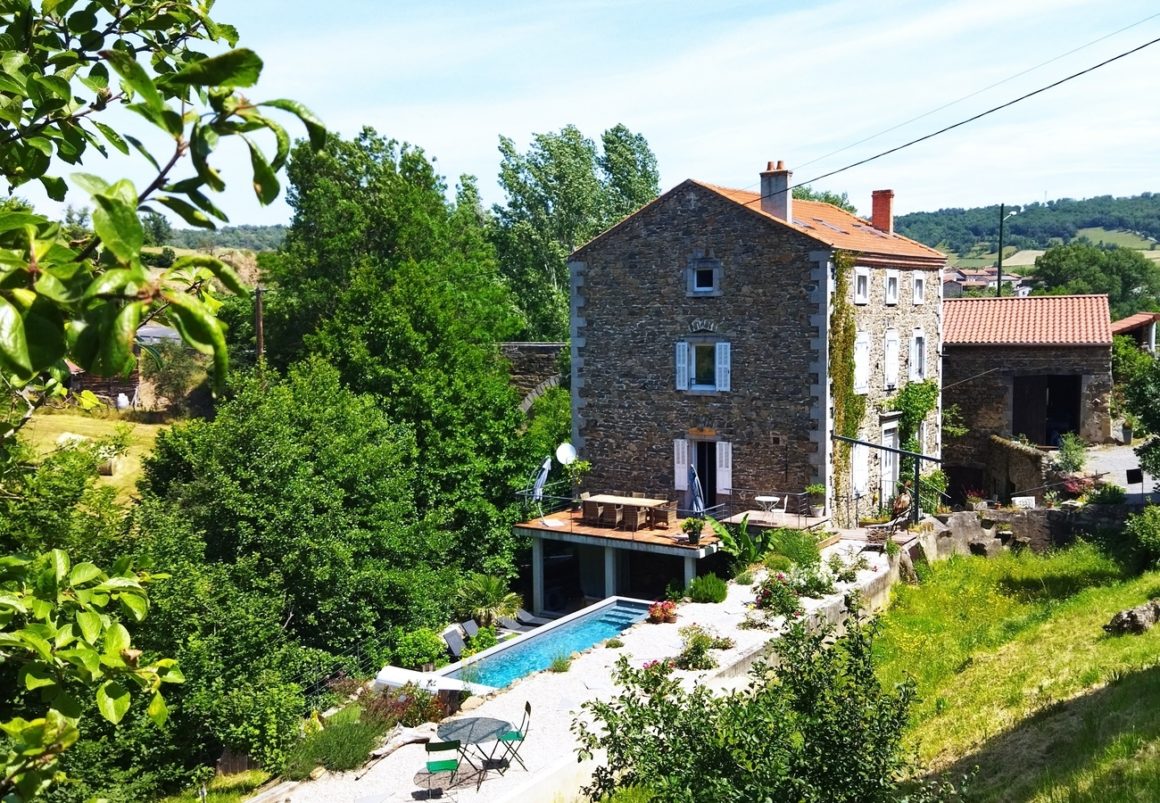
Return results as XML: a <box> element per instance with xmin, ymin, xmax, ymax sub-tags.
<box><xmin>885</xmin><ymin>269</ymin><xmax>900</xmax><ymax>305</ymax></box>
<box><xmin>884</xmin><ymin>328</ymin><xmax>900</xmax><ymax>389</ymax></box>
<box><xmin>853</xmin><ymin>331</ymin><xmax>870</xmax><ymax>394</ymax></box>
<box><xmin>686</xmin><ymin>255</ymin><xmax>723</xmax><ymax>297</ymax></box>
<box><xmin>912</xmin><ymin>271</ymin><xmax>925</xmax><ymax>305</ymax></box>
<box><xmin>854</xmin><ymin>266</ymin><xmax>870</xmax><ymax>305</ymax></box>
<box><xmin>881</xmin><ymin>423</ymin><xmax>900</xmax><ymax>502</ymax></box>
<box><xmin>677</xmin><ymin>340</ymin><xmax>730</xmax><ymax>392</ymax></box>
<box><xmin>909</xmin><ymin>327</ymin><xmax>926</xmax><ymax>381</ymax></box>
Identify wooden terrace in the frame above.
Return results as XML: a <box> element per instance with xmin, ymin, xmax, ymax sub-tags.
<box><xmin>514</xmin><ymin>507</ymin><xmax>721</xmax><ymax>553</ymax></box>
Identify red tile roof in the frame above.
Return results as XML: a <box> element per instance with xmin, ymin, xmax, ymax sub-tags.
<box><xmin>944</xmin><ymin>295</ymin><xmax>1112</xmax><ymax>346</ymax></box>
<box><xmin>697</xmin><ymin>182</ymin><xmax>944</xmax><ymax>265</ymax></box>
<box><xmin>1110</xmin><ymin>312</ymin><xmax>1160</xmax><ymax>335</ymax></box>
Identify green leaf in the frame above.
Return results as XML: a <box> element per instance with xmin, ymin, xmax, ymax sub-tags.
<box><xmin>0</xmin><ymin>297</ymin><xmax>32</xmax><ymax>373</ymax></box>
<box><xmin>172</xmin><ymin>255</ymin><xmax>247</xmax><ymax>296</ymax></box>
<box><xmin>101</xmin><ymin>49</ymin><xmax>162</xmax><ymax>111</ymax></box>
<box><xmin>243</xmin><ymin>137</ymin><xmax>279</xmax><ymax>205</ymax></box>
<box><xmin>124</xmin><ymin>134</ymin><xmax>160</xmax><ymax>171</ymax></box>
<box><xmin>83</xmin><ymin>268</ymin><xmax>137</xmax><ymax>300</ymax></box>
<box><xmin>161</xmin><ymin>665</ymin><xmax>185</xmax><ymax>684</ymax></box>
<box><xmin>40</xmin><ymin>174</ymin><xmax>67</xmax><ymax>202</ymax></box>
<box><xmin>50</xmin><ymin>549</ymin><xmax>70</xmax><ymax>587</ymax></box>
<box><xmin>71</xmin><ymin>172</ymin><xmax>110</xmax><ymax>196</ymax></box>
<box><xmin>91</xmin><ymin>121</ymin><xmax>128</xmax><ymax>155</ymax></box>
<box><xmin>102</xmin><ymin>622</ymin><xmax>130</xmax><ymax>657</ymax></box>
<box><xmin>154</xmin><ymin>195</ymin><xmax>215</xmax><ymax>229</ymax></box>
<box><xmin>75</xmin><ymin>610</ymin><xmax>102</xmax><ymax>644</ymax></box>
<box><xmin>95</xmin><ymin>680</ymin><xmax>130</xmax><ymax>724</ymax></box>
<box><xmin>0</xmin><ymin>211</ymin><xmax>46</xmax><ymax>232</ymax></box>
<box><xmin>118</xmin><ymin>592</ymin><xmax>147</xmax><ymax>621</ymax></box>
<box><xmin>20</xmin><ymin>664</ymin><xmax>57</xmax><ymax>691</ymax></box>
<box><xmin>146</xmin><ymin>691</ymin><xmax>168</xmax><ymax>726</ymax></box>
<box><xmin>22</xmin><ymin>298</ymin><xmax>67</xmax><ymax>371</ymax></box>
<box><xmin>261</xmin><ymin>98</ymin><xmax>327</xmax><ymax>149</ymax></box>
<box><xmin>91</xmin><ymin>191</ymin><xmax>144</xmax><ymax>264</ymax></box>
<box><xmin>98</xmin><ymin>301</ymin><xmax>142</xmax><ymax>376</ymax></box>
<box><xmin>167</xmin><ymin>49</ymin><xmax>262</xmax><ymax>88</ymax></box>
<box><xmin>68</xmin><ymin>562</ymin><xmax>103</xmax><ymax>587</ymax></box>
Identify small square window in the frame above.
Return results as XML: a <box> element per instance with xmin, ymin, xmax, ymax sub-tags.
<box><xmin>694</xmin><ymin>268</ymin><xmax>715</xmax><ymax>291</ymax></box>
<box><xmin>692</xmin><ymin>343</ymin><xmax>716</xmax><ymax>388</ymax></box>
<box><xmin>913</xmin><ymin>272</ymin><xmax>925</xmax><ymax>305</ymax></box>
<box><xmin>687</xmin><ymin>255</ymin><xmax>722</xmax><ymax>296</ymax></box>
<box><xmin>885</xmin><ymin>269</ymin><xmax>899</xmax><ymax>305</ymax></box>
<box><xmin>854</xmin><ymin>266</ymin><xmax>870</xmax><ymax>305</ymax></box>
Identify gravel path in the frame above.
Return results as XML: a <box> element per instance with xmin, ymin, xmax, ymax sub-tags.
<box><xmin>1086</xmin><ymin>443</ymin><xmax>1155</xmax><ymax>504</ymax></box>
<box><xmin>280</xmin><ymin>542</ymin><xmax>889</xmax><ymax>803</ymax></box>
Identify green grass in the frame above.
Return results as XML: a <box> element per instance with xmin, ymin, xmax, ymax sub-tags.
<box><xmin>21</xmin><ymin>411</ymin><xmax>166</xmax><ymax>501</ymax></box>
<box><xmin>159</xmin><ymin>770</ymin><xmax>271</xmax><ymax>803</ymax></box>
<box><xmin>1076</xmin><ymin>227</ymin><xmax>1156</xmax><ymax>250</ymax></box>
<box><xmin>875</xmin><ymin>543</ymin><xmax>1160</xmax><ymax>801</ymax></box>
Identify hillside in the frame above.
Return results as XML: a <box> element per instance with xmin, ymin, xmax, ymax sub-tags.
<box><xmin>895</xmin><ymin>193</ymin><xmax>1160</xmax><ymax>259</ymax></box>
<box><xmin>164</xmin><ymin>223</ymin><xmax>286</xmax><ymax>252</ymax></box>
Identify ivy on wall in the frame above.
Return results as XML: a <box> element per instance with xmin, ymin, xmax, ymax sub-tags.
<box><xmin>889</xmin><ymin>378</ymin><xmax>939</xmax><ymax>476</ymax></box>
<box><xmin>830</xmin><ymin>251</ymin><xmax>865</xmax><ymax>504</ymax></box>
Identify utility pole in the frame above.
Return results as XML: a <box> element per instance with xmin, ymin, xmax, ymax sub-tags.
<box><xmin>254</xmin><ymin>285</ymin><xmax>265</xmax><ymax>365</ymax></box>
<box><xmin>996</xmin><ymin>203</ymin><xmax>1005</xmax><ymax>298</ymax></box>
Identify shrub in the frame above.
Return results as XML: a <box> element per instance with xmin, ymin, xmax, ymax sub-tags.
<box><xmin>1054</xmin><ymin>432</ymin><xmax>1087</xmax><ymax>473</ymax></box>
<box><xmin>734</xmin><ymin>570</ymin><xmax>754</xmax><ymax>586</ymax></box>
<box><xmin>754</xmin><ymin>574</ymin><xmax>803</xmax><ymax>619</ymax></box>
<box><xmin>457</xmin><ymin>573</ymin><xmax>522</xmax><ymax>627</ymax></box>
<box><xmin>769</xmin><ymin>529</ymin><xmax>821</xmax><ymax>567</ymax></box>
<box><xmin>393</xmin><ymin>628</ymin><xmax>448</xmax><ymax>669</ymax></box>
<box><xmin>674</xmin><ymin>625</ymin><xmax>718</xmax><ymax>670</ymax></box>
<box><xmin>791</xmin><ymin>566</ymin><xmax>836</xmax><ymax>598</ymax></box>
<box><xmin>1124</xmin><ymin>505</ymin><xmax>1160</xmax><ymax>571</ymax></box>
<box><xmin>550</xmin><ymin>654</ymin><xmax>572</xmax><ymax>672</ymax></box>
<box><xmin>664</xmin><ymin>579</ymin><xmax>685</xmax><ymax>602</ymax></box>
<box><xmin>1089</xmin><ymin>483</ymin><xmax>1127</xmax><ymax>505</ymax></box>
<box><xmin>283</xmin><ymin>706</ymin><xmax>383</xmax><ymax>779</ymax></box>
<box><xmin>763</xmin><ymin>553</ymin><xmax>794</xmax><ymax>572</ymax></box>
<box><xmin>606</xmin><ymin>638</ymin><xmax>625</xmax><ymax>649</ymax></box>
<box><xmin>917</xmin><ymin>469</ymin><xmax>948</xmax><ymax>515</ymax></box>
<box><xmin>462</xmin><ymin>624</ymin><xmax>499</xmax><ymax>658</ymax></box>
<box><xmin>687</xmin><ymin>573</ymin><xmax>728</xmax><ymax>603</ymax></box>
<box><xmin>362</xmin><ymin>684</ymin><xmax>449</xmax><ymax>729</ymax></box>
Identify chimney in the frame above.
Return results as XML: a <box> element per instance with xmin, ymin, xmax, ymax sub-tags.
<box><xmin>871</xmin><ymin>189</ymin><xmax>894</xmax><ymax>234</ymax></box>
<box><xmin>760</xmin><ymin>160</ymin><xmax>792</xmax><ymax>222</ymax></box>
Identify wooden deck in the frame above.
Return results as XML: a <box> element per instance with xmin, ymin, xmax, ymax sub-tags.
<box><xmin>514</xmin><ymin>508</ymin><xmax>719</xmax><ymax>552</ymax></box>
<box><xmin>722</xmin><ymin>508</ymin><xmax>831</xmax><ymax>531</ymax></box>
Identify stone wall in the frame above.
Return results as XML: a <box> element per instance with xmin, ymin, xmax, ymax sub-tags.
<box><xmin>942</xmin><ymin>343</ymin><xmax>1114</xmax><ymax>469</ymax></box>
<box><xmin>939</xmin><ymin>505</ymin><xmax>1134</xmax><ymax>553</ymax></box>
<box><xmin>986</xmin><ymin>435</ymin><xmax>1047</xmax><ymax>502</ymax></box>
<box><xmin>500</xmin><ymin>342</ymin><xmax>565</xmax><ymax>412</ymax></box>
<box><xmin>570</xmin><ymin>182</ymin><xmax>824</xmax><ymax>503</ymax></box>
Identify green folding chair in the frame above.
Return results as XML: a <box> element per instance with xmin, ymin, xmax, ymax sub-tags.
<box><xmin>424</xmin><ymin>739</ymin><xmax>461</xmax><ymax>798</ymax></box>
<box><xmin>488</xmin><ymin>702</ymin><xmax>531</xmax><ymax>774</ymax></box>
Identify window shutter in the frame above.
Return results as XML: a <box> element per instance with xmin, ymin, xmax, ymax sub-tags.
<box><xmin>715</xmin><ymin>341</ymin><xmax>731</xmax><ymax>391</ymax></box>
<box><xmin>910</xmin><ymin>329</ymin><xmax>925</xmax><ymax>381</ymax></box>
<box><xmin>884</xmin><ymin>330</ymin><xmax>899</xmax><ymax>388</ymax></box>
<box><xmin>853</xmin><ymin>443</ymin><xmax>869</xmax><ymax>495</ymax></box>
<box><xmin>854</xmin><ymin>332</ymin><xmax>870</xmax><ymax>393</ymax></box>
<box><xmin>675</xmin><ymin>341</ymin><xmax>689</xmax><ymax>390</ymax></box>
<box><xmin>716</xmin><ymin>441</ymin><xmax>732</xmax><ymax>493</ymax></box>
<box><xmin>674</xmin><ymin>439</ymin><xmax>688</xmax><ymax>490</ymax></box>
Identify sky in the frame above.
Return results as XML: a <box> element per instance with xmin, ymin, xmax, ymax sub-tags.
<box><xmin>20</xmin><ymin>0</ymin><xmax>1160</xmax><ymax>225</ymax></box>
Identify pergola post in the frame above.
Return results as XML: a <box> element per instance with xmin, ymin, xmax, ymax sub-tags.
<box><xmin>531</xmin><ymin>538</ymin><xmax>544</xmax><ymax>614</ymax></box>
<box><xmin>604</xmin><ymin>546</ymin><xmax>617</xmax><ymax>597</ymax></box>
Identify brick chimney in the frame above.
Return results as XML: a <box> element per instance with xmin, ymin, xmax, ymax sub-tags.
<box><xmin>871</xmin><ymin>189</ymin><xmax>894</xmax><ymax>234</ymax></box>
<box><xmin>760</xmin><ymin>160</ymin><xmax>792</xmax><ymax>222</ymax></box>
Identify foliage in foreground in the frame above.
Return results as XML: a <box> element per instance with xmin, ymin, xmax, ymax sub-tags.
<box><xmin>575</xmin><ymin>611</ymin><xmax>915</xmax><ymax>802</ymax></box>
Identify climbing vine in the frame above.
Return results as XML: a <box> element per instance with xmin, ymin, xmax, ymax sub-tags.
<box><xmin>830</xmin><ymin>251</ymin><xmax>865</xmax><ymax>504</ymax></box>
<box><xmin>889</xmin><ymin>378</ymin><xmax>939</xmax><ymax>475</ymax></box>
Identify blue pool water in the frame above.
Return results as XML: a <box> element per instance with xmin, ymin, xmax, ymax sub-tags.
<box><xmin>445</xmin><ymin>600</ymin><xmax>649</xmax><ymax>689</ymax></box>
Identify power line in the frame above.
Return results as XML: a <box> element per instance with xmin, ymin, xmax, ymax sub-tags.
<box><xmin>795</xmin><ymin>11</ymin><xmax>1160</xmax><ymax>171</ymax></box>
<box><xmin>740</xmin><ymin>33</ymin><xmax>1160</xmax><ymax>205</ymax></box>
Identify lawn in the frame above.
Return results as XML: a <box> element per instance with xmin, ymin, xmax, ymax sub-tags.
<box><xmin>1076</xmin><ymin>227</ymin><xmax>1156</xmax><ymax>250</ymax></box>
<box><xmin>20</xmin><ymin>411</ymin><xmax>168</xmax><ymax>501</ymax></box>
<box><xmin>159</xmin><ymin>770</ymin><xmax>271</xmax><ymax>803</ymax></box>
<box><xmin>874</xmin><ymin>543</ymin><xmax>1160</xmax><ymax>802</ymax></box>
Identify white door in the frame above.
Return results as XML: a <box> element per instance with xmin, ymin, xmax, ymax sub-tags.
<box><xmin>881</xmin><ymin>425</ymin><xmax>900</xmax><ymax>503</ymax></box>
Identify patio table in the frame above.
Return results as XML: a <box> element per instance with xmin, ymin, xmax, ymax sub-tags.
<box><xmin>586</xmin><ymin>494</ymin><xmax>669</xmax><ymax>529</ymax></box>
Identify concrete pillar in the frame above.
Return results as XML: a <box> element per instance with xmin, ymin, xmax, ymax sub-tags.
<box><xmin>604</xmin><ymin>546</ymin><xmax>617</xmax><ymax>598</ymax></box>
<box><xmin>683</xmin><ymin>556</ymin><xmax>697</xmax><ymax>588</ymax></box>
<box><xmin>531</xmin><ymin>538</ymin><xmax>544</xmax><ymax>614</ymax></box>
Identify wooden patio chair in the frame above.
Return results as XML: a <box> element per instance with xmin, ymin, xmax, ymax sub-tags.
<box><xmin>623</xmin><ymin>505</ymin><xmax>648</xmax><ymax>531</ymax></box>
<box><xmin>581</xmin><ymin>499</ymin><xmax>602</xmax><ymax>526</ymax></box>
<box><xmin>601</xmin><ymin>503</ymin><xmax>623</xmax><ymax>529</ymax></box>
<box><xmin>650</xmin><ymin>501</ymin><xmax>676</xmax><ymax>529</ymax></box>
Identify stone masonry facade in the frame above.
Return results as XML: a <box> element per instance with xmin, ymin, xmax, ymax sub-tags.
<box><xmin>500</xmin><ymin>342</ymin><xmax>565</xmax><ymax>412</ymax></box>
<box><xmin>942</xmin><ymin>343</ymin><xmax>1113</xmax><ymax>471</ymax></box>
<box><xmin>569</xmin><ymin>179</ymin><xmax>944</xmax><ymax>526</ymax></box>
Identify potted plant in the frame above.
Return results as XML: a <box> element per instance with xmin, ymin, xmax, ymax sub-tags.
<box><xmin>648</xmin><ymin>600</ymin><xmax>678</xmax><ymax>624</ymax></box>
<box><xmin>804</xmin><ymin>483</ymin><xmax>826</xmax><ymax>517</ymax></box>
<box><xmin>682</xmin><ymin>516</ymin><xmax>705</xmax><ymax>544</ymax></box>
<box><xmin>563</xmin><ymin>459</ymin><xmax>592</xmax><ymax>507</ymax></box>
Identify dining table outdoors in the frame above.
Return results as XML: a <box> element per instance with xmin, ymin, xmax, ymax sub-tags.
<box><xmin>436</xmin><ymin>716</ymin><xmax>513</xmax><ymax>773</ymax></box>
<box><xmin>585</xmin><ymin>493</ymin><xmax>670</xmax><ymax>529</ymax></box>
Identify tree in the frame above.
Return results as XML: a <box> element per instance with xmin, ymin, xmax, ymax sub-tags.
<box><xmin>794</xmin><ymin>184</ymin><xmax>858</xmax><ymax>214</ymax></box>
<box><xmin>456</xmin><ymin>573</ymin><xmax>522</xmax><ymax>627</ymax></box>
<box><xmin>1124</xmin><ymin>358</ymin><xmax>1160</xmax><ymax>477</ymax></box>
<box><xmin>492</xmin><ymin>124</ymin><xmax>660</xmax><ymax>340</ymax></box>
<box><xmin>0</xmin><ymin>2</ymin><xmax>322</xmax><ymax>795</ymax></box>
<box><xmin>1032</xmin><ymin>242</ymin><xmax>1160</xmax><ymax>319</ymax></box>
<box><xmin>140</xmin><ymin>211</ymin><xmax>173</xmax><ymax>247</ymax></box>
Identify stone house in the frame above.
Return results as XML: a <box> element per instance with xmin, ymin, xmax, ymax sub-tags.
<box><xmin>1111</xmin><ymin>311</ymin><xmax>1159</xmax><ymax>352</ymax></box>
<box><xmin>941</xmin><ymin>295</ymin><xmax>1114</xmax><ymax>497</ymax></box>
<box><xmin>567</xmin><ymin>161</ymin><xmax>946</xmax><ymax>528</ymax></box>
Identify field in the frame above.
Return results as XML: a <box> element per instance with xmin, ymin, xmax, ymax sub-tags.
<box><xmin>20</xmin><ymin>412</ymin><xmax>168</xmax><ymax>500</ymax></box>
<box><xmin>1076</xmin><ymin>228</ymin><xmax>1157</xmax><ymax>250</ymax></box>
<box><xmin>875</xmin><ymin>544</ymin><xmax>1160</xmax><ymax>802</ymax></box>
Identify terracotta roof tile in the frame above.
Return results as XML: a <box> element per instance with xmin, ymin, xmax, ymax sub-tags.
<box><xmin>944</xmin><ymin>295</ymin><xmax>1112</xmax><ymax>346</ymax></box>
<box><xmin>694</xmin><ymin>182</ymin><xmax>944</xmax><ymax>264</ymax></box>
<box><xmin>1110</xmin><ymin>312</ymin><xmax>1160</xmax><ymax>334</ymax></box>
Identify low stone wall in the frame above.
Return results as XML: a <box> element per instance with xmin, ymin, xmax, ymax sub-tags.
<box><xmin>986</xmin><ymin>435</ymin><xmax>1047</xmax><ymax>502</ymax></box>
<box><xmin>934</xmin><ymin>505</ymin><xmax>1135</xmax><ymax>553</ymax></box>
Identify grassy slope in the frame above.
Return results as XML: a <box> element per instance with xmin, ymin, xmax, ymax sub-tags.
<box><xmin>1076</xmin><ymin>228</ymin><xmax>1156</xmax><ymax>250</ymax></box>
<box><xmin>874</xmin><ymin>545</ymin><xmax>1160</xmax><ymax>802</ymax></box>
<box><xmin>21</xmin><ymin>412</ymin><xmax>166</xmax><ymax>500</ymax></box>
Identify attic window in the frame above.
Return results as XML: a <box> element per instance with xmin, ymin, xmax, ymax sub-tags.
<box><xmin>686</xmin><ymin>255</ymin><xmax>723</xmax><ymax>297</ymax></box>
<box><xmin>885</xmin><ymin>269</ymin><xmax>900</xmax><ymax>305</ymax></box>
<box><xmin>854</xmin><ymin>266</ymin><xmax>870</xmax><ymax>305</ymax></box>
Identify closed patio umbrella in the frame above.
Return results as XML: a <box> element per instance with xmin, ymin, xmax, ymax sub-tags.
<box><xmin>688</xmin><ymin>464</ymin><xmax>706</xmax><ymax>516</ymax></box>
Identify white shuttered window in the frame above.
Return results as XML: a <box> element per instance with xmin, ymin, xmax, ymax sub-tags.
<box><xmin>854</xmin><ymin>331</ymin><xmax>870</xmax><ymax>394</ymax></box>
<box><xmin>715</xmin><ymin>342</ymin><xmax>731</xmax><ymax>391</ymax></box>
<box><xmin>675</xmin><ymin>342</ymin><xmax>689</xmax><ymax>390</ymax></box>
<box><xmin>884</xmin><ymin>329</ymin><xmax>900</xmax><ymax>389</ymax></box>
<box><xmin>910</xmin><ymin>328</ymin><xmax>926</xmax><ymax>381</ymax></box>
<box><xmin>673</xmin><ymin>439</ymin><xmax>689</xmax><ymax>490</ymax></box>
<box><xmin>716</xmin><ymin>441</ymin><xmax>732</xmax><ymax>493</ymax></box>
<box><xmin>853</xmin><ymin>443</ymin><xmax>869</xmax><ymax>495</ymax></box>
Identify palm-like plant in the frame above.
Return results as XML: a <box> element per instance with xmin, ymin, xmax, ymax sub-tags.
<box><xmin>457</xmin><ymin>573</ymin><xmax>522</xmax><ymax>627</ymax></box>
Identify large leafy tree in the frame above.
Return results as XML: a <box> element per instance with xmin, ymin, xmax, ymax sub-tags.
<box><xmin>492</xmin><ymin>123</ymin><xmax>659</xmax><ymax>340</ymax></box>
<box><xmin>266</xmin><ymin>130</ymin><xmax>530</xmax><ymax>574</ymax></box>
<box><xmin>1032</xmin><ymin>242</ymin><xmax>1160</xmax><ymax>319</ymax></box>
<box><xmin>794</xmin><ymin>184</ymin><xmax>858</xmax><ymax>214</ymax></box>
<box><xmin>0</xmin><ymin>2</ymin><xmax>322</xmax><ymax>797</ymax></box>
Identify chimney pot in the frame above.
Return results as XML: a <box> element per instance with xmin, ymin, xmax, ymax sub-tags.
<box><xmin>760</xmin><ymin>160</ymin><xmax>793</xmax><ymax>221</ymax></box>
<box><xmin>871</xmin><ymin>189</ymin><xmax>894</xmax><ymax>234</ymax></box>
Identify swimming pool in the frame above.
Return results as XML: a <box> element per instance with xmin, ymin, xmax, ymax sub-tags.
<box><xmin>443</xmin><ymin>598</ymin><xmax>649</xmax><ymax>689</ymax></box>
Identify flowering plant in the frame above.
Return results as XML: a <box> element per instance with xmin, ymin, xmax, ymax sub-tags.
<box><xmin>647</xmin><ymin>600</ymin><xmax>678</xmax><ymax>623</ymax></box>
<box><xmin>754</xmin><ymin>573</ymin><xmax>802</xmax><ymax>619</ymax></box>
